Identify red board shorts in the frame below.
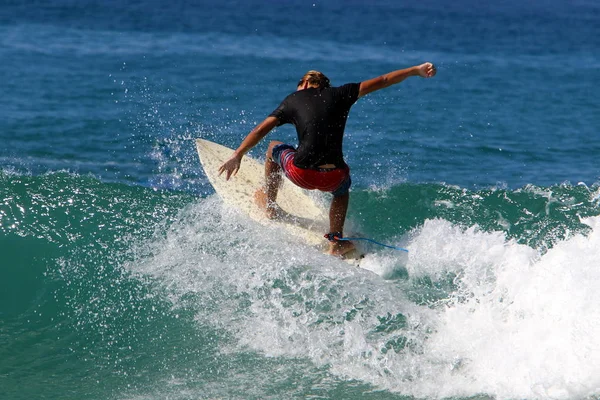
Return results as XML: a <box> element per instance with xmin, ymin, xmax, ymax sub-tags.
<box><xmin>271</xmin><ymin>144</ymin><xmax>351</xmax><ymax>197</ymax></box>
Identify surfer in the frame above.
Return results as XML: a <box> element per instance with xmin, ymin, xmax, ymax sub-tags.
<box><xmin>218</xmin><ymin>63</ymin><xmax>436</xmax><ymax>256</ymax></box>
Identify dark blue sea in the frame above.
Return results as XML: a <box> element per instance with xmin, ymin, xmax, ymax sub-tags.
<box><xmin>1</xmin><ymin>1</ymin><xmax>600</xmax><ymax>399</ymax></box>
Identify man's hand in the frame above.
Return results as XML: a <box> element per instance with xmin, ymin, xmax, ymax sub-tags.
<box><xmin>417</xmin><ymin>62</ymin><xmax>436</xmax><ymax>78</ymax></box>
<box><xmin>218</xmin><ymin>153</ymin><xmax>242</xmax><ymax>180</ymax></box>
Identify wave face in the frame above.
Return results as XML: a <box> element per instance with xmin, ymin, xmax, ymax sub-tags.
<box><xmin>2</xmin><ymin>172</ymin><xmax>600</xmax><ymax>399</ymax></box>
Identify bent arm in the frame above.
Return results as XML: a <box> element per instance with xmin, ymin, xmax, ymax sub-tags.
<box><xmin>232</xmin><ymin>116</ymin><xmax>279</xmax><ymax>157</ymax></box>
<box><xmin>218</xmin><ymin>116</ymin><xmax>279</xmax><ymax>180</ymax></box>
<box><xmin>358</xmin><ymin>62</ymin><xmax>436</xmax><ymax>98</ymax></box>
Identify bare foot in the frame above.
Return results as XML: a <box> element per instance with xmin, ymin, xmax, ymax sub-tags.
<box><xmin>254</xmin><ymin>188</ymin><xmax>280</xmax><ymax>219</ymax></box>
<box><xmin>327</xmin><ymin>240</ymin><xmax>356</xmax><ymax>257</ymax></box>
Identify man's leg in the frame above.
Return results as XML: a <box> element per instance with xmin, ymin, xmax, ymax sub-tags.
<box><xmin>329</xmin><ymin>192</ymin><xmax>349</xmax><ymax>233</ymax></box>
<box><xmin>255</xmin><ymin>140</ymin><xmax>284</xmax><ymax>218</ymax></box>
<box><xmin>265</xmin><ymin>141</ymin><xmax>284</xmax><ymax>209</ymax></box>
<box><xmin>328</xmin><ymin>192</ymin><xmax>356</xmax><ymax>256</ymax></box>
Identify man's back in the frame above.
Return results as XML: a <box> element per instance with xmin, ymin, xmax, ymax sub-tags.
<box><xmin>269</xmin><ymin>83</ymin><xmax>360</xmax><ymax>168</ymax></box>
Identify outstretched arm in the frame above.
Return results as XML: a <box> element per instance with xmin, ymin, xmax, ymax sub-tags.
<box><xmin>358</xmin><ymin>62</ymin><xmax>436</xmax><ymax>98</ymax></box>
<box><xmin>218</xmin><ymin>116</ymin><xmax>279</xmax><ymax>180</ymax></box>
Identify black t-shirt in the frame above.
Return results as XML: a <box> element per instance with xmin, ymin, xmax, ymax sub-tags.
<box><xmin>269</xmin><ymin>83</ymin><xmax>360</xmax><ymax>169</ymax></box>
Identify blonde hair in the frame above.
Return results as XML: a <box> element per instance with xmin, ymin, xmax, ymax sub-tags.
<box><xmin>298</xmin><ymin>70</ymin><xmax>330</xmax><ymax>88</ymax></box>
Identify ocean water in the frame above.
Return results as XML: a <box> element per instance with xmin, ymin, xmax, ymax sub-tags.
<box><xmin>1</xmin><ymin>1</ymin><xmax>600</xmax><ymax>399</ymax></box>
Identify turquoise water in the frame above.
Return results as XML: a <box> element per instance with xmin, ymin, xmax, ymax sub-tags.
<box><xmin>1</xmin><ymin>1</ymin><xmax>600</xmax><ymax>399</ymax></box>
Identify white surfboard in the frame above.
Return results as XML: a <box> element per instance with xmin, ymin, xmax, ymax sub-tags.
<box><xmin>195</xmin><ymin>139</ymin><xmax>364</xmax><ymax>263</ymax></box>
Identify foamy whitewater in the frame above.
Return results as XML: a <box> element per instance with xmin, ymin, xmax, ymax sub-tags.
<box><xmin>124</xmin><ymin>193</ymin><xmax>600</xmax><ymax>399</ymax></box>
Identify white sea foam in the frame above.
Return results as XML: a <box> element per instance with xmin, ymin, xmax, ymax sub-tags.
<box><xmin>128</xmin><ymin>197</ymin><xmax>600</xmax><ymax>399</ymax></box>
<box><xmin>396</xmin><ymin>217</ymin><xmax>600</xmax><ymax>399</ymax></box>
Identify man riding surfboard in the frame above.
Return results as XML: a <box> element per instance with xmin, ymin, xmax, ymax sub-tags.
<box><xmin>219</xmin><ymin>63</ymin><xmax>436</xmax><ymax>256</ymax></box>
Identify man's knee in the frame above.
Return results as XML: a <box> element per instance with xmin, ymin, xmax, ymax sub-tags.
<box><xmin>266</xmin><ymin>141</ymin><xmax>284</xmax><ymax>159</ymax></box>
<box><xmin>331</xmin><ymin>175</ymin><xmax>352</xmax><ymax>197</ymax></box>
